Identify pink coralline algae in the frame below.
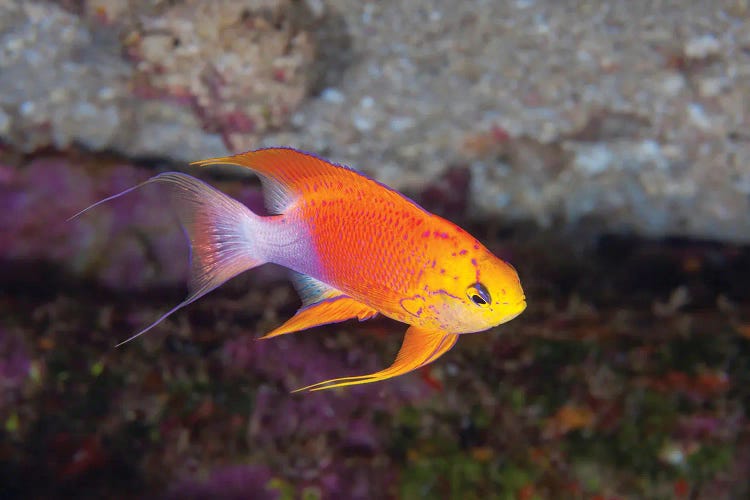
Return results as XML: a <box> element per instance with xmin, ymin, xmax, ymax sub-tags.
<box><xmin>166</xmin><ymin>464</ymin><xmax>278</xmax><ymax>500</ymax></box>
<box><xmin>222</xmin><ymin>333</ymin><xmax>429</xmax><ymax>436</ymax></box>
<box><xmin>0</xmin><ymin>157</ymin><xmax>266</xmax><ymax>290</ymax></box>
<box><xmin>220</xmin><ymin>332</ymin><xmax>429</xmax><ymax>491</ymax></box>
<box><xmin>222</xmin><ymin>333</ymin><xmax>428</xmax><ymax>404</ymax></box>
<box><xmin>0</xmin><ymin>328</ymin><xmax>30</xmax><ymax>407</ymax></box>
<box><xmin>0</xmin><ymin>157</ymin><xmax>185</xmax><ymax>289</ymax></box>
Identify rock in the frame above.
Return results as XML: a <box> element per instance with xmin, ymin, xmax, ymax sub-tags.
<box><xmin>125</xmin><ymin>0</ymin><xmax>317</xmax><ymax>152</ymax></box>
<box><xmin>320</xmin><ymin>88</ymin><xmax>345</xmax><ymax>104</ymax></box>
<box><xmin>684</xmin><ymin>34</ymin><xmax>722</xmax><ymax>60</ymax></box>
<box><xmin>0</xmin><ymin>0</ymin><xmax>319</xmax><ymax>161</ymax></box>
<box><xmin>260</xmin><ymin>0</ymin><xmax>750</xmax><ymax>243</ymax></box>
<box><xmin>3</xmin><ymin>0</ymin><xmax>750</xmax><ymax>243</ymax></box>
<box><xmin>166</xmin><ymin>465</ymin><xmax>277</xmax><ymax>500</ymax></box>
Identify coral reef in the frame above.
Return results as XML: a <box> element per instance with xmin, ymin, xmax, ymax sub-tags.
<box><xmin>2</xmin><ymin>214</ymin><xmax>750</xmax><ymax>498</ymax></box>
<box><xmin>2</xmin><ymin>1</ymin><xmax>749</xmax><ymax>240</ymax></box>
<box><xmin>0</xmin><ymin>0</ymin><xmax>319</xmax><ymax>160</ymax></box>
<box><xmin>2</xmin><ymin>1</ymin><xmax>750</xmax><ymax>498</ymax></box>
<box><xmin>0</xmin><ymin>154</ymin><xmax>268</xmax><ymax>290</ymax></box>
<box><xmin>0</xmin><ymin>328</ymin><xmax>30</xmax><ymax>410</ymax></box>
<box><xmin>0</xmin><ymin>155</ymin><xmax>186</xmax><ymax>289</ymax></box>
<box><xmin>166</xmin><ymin>464</ymin><xmax>278</xmax><ymax>500</ymax></box>
<box><xmin>123</xmin><ymin>0</ymin><xmax>317</xmax><ymax>152</ymax></box>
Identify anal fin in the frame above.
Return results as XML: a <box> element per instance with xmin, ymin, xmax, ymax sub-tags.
<box><xmin>293</xmin><ymin>326</ymin><xmax>459</xmax><ymax>392</ymax></box>
<box><xmin>261</xmin><ymin>295</ymin><xmax>377</xmax><ymax>339</ymax></box>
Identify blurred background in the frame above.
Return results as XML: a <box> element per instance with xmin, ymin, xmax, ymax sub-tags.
<box><xmin>1</xmin><ymin>1</ymin><xmax>750</xmax><ymax>498</ymax></box>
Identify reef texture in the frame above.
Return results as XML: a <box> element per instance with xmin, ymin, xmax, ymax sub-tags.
<box><xmin>3</xmin><ymin>3</ymin><xmax>750</xmax><ymax>498</ymax></box>
<box><xmin>3</xmin><ymin>0</ymin><xmax>748</xmax><ymax>242</ymax></box>
<box><xmin>2</xmin><ymin>221</ymin><xmax>750</xmax><ymax>499</ymax></box>
<box><xmin>269</xmin><ymin>0</ymin><xmax>750</xmax><ymax>243</ymax></box>
<box><xmin>0</xmin><ymin>154</ymin><xmax>270</xmax><ymax>290</ymax></box>
<box><xmin>0</xmin><ymin>0</ymin><xmax>319</xmax><ymax>160</ymax></box>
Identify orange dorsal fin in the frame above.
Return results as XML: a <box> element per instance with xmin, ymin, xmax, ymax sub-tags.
<box><xmin>191</xmin><ymin>147</ymin><xmax>425</xmax><ymax>216</ymax></box>
<box><xmin>193</xmin><ymin>147</ymin><xmax>356</xmax><ymax>187</ymax></box>
<box><xmin>192</xmin><ymin>148</ymin><xmax>364</xmax><ymax>214</ymax></box>
<box><xmin>292</xmin><ymin>327</ymin><xmax>459</xmax><ymax>392</ymax></box>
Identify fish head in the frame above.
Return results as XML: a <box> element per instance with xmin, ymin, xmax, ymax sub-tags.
<box><xmin>415</xmin><ymin>243</ymin><xmax>526</xmax><ymax>334</ymax></box>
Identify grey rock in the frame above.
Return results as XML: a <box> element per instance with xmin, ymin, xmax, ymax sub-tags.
<box><xmin>3</xmin><ymin>0</ymin><xmax>750</xmax><ymax>243</ymax></box>
<box><xmin>684</xmin><ymin>34</ymin><xmax>722</xmax><ymax>60</ymax></box>
<box><xmin>0</xmin><ymin>0</ymin><xmax>319</xmax><ymax>162</ymax></box>
<box><xmin>0</xmin><ymin>0</ymin><xmax>218</xmax><ymax>161</ymax></box>
<box><xmin>264</xmin><ymin>0</ymin><xmax>750</xmax><ymax>243</ymax></box>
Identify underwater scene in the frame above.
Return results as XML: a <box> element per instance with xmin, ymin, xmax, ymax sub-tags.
<box><xmin>2</xmin><ymin>1</ymin><xmax>750</xmax><ymax>499</ymax></box>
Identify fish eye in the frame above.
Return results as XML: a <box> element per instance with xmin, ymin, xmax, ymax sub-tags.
<box><xmin>466</xmin><ymin>283</ymin><xmax>491</xmax><ymax>308</ymax></box>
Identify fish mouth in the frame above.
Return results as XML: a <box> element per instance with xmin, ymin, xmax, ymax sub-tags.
<box><xmin>504</xmin><ymin>299</ymin><xmax>527</xmax><ymax>322</ymax></box>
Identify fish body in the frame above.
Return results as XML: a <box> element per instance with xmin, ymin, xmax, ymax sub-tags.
<box><xmin>74</xmin><ymin>148</ymin><xmax>526</xmax><ymax>391</ymax></box>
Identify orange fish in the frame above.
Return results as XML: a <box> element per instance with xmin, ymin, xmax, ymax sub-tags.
<box><xmin>74</xmin><ymin>148</ymin><xmax>526</xmax><ymax>391</ymax></box>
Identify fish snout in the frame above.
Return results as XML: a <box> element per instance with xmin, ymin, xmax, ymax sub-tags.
<box><xmin>502</xmin><ymin>297</ymin><xmax>527</xmax><ymax>323</ymax></box>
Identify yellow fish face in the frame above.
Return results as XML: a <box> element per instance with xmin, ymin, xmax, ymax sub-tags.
<box><xmin>466</xmin><ymin>255</ymin><xmax>527</xmax><ymax>329</ymax></box>
<box><xmin>399</xmin><ymin>248</ymin><xmax>526</xmax><ymax>334</ymax></box>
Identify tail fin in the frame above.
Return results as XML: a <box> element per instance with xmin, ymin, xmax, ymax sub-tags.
<box><xmin>71</xmin><ymin>172</ymin><xmax>265</xmax><ymax>346</ymax></box>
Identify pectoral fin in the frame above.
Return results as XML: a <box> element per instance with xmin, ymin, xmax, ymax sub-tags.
<box><xmin>261</xmin><ymin>295</ymin><xmax>378</xmax><ymax>339</ymax></box>
<box><xmin>293</xmin><ymin>326</ymin><xmax>459</xmax><ymax>392</ymax></box>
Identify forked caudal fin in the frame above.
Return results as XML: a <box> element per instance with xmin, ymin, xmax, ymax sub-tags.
<box><xmin>70</xmin><ymin>172</ymin><xmax>265</xmax><ymax>346</ymax></box>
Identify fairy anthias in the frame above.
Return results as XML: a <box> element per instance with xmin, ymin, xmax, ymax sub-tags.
<box><xmin>73</xmin><ymin>148</ymin><xmax>526</xmax><ymax>392</ymax></box>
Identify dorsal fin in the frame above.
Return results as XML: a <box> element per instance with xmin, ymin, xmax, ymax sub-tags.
<box><xmin>191</xmin><ymin>147</ymin><xmax>427</xmax><ymax>216</ymax></box>
<box><xmin>191</xmin><ymin>148</ymin><xmax>360</xmax><ymax>214</ymax></box>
